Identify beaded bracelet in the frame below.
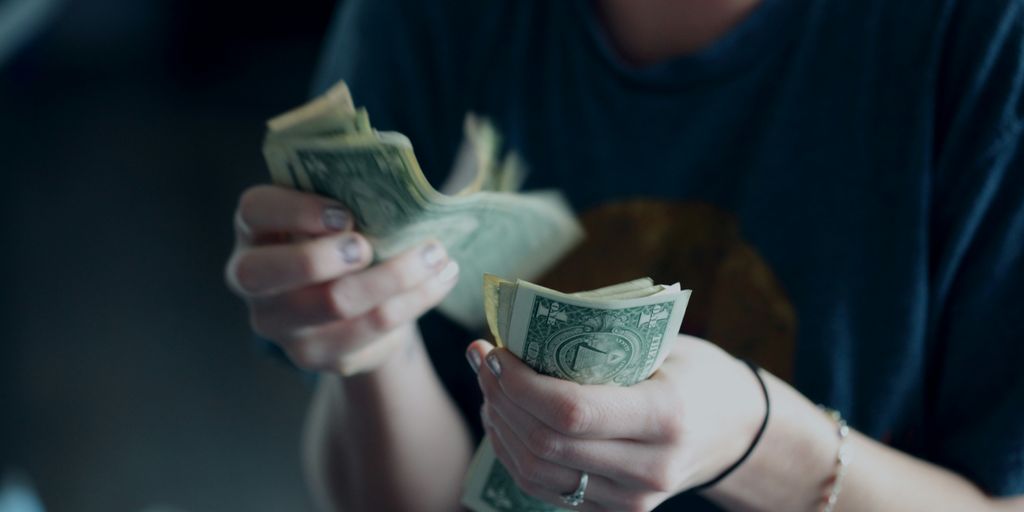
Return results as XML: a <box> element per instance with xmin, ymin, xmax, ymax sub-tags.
<box><xmin>819</xmin><ymin>407</ymin><xmax>852</xmax><ymax>512</ymax></box>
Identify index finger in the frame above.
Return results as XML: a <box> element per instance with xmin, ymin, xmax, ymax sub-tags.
<box><xmin>478</xmin><ymin>345</ymin><xmax>666</xmax><ymax>441</ymax></box>
<box><xmin>236</xmin><ymin>185</ymin><xmax>351</xmax><ymax>241</ymax></box>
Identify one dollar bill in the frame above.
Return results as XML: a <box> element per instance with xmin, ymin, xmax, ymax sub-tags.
<box><xmin>463</xmin><ymin>276</ymin><xmax>691</xmax><ymax>511</ymax></box>
<box><xmin>261</xmin><ymin>82</ymin><xmax>584</xmax><ymax>329</ymax></box>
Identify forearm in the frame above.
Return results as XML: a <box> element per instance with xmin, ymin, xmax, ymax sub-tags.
<box><xmin>704</xmin><ymin>372</ymin><xmax>1024</xmax><ymax>511</ymax></box>
<box><xmin>303</xmin><ymin>326</ymin><xmax>473</xmax><ymax>512</ymax></box>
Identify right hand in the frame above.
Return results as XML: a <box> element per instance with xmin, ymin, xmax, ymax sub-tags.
<box><xmin>225</xmin><ymin>185</ymin><xmax>460</xmax><ymax>375</ymax></box>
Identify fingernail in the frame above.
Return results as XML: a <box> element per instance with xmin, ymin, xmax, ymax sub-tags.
<box><xmin>420</xmin><ymin>242</ymin><xmax>445</xmax><ymax>269</ymax></box>
<box><xmin>486</xmin><ymin>352</ymin><xmax>502</xmax><ymax>378</ymax></box>
<box><xmin>438</xmin><ymin>260</ymin><xmax>459</xmax><ymax>282</ymax></box>
<box><xmin>466</xmin><ymin>347</ymin><xmax>482</xmax><ymax>374</ymax></box>
<box><xmin>339</xmin><ymin>236</ymin><xmax>362</xmax><ymax>264</ymax></box>
<box><xmin>323</xmin><ymin>207</ymin><xmax>349</xmax><ymax>231</ymax></box>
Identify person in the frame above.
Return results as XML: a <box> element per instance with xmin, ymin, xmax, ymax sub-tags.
<box><xmin>225</xmin><ymin>0</ymin><xmax>1024</xmax><ymax>510</ymax></box>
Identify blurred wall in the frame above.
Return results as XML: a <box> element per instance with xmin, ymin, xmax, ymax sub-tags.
<box><xmin>1</xmin><ymin>1</ymin><xmax>338</xmax><ymax>510</ymax></box>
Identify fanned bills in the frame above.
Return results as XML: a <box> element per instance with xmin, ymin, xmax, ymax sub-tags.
<box><xmin>463</xmin><ymin>275</ymin><xmax>692</xmax><ymax>512</ymax></box>
<box><xmin>262</xmin><ymin>82</ymin><xmax>583</xmax><ymax>328</ymax></box>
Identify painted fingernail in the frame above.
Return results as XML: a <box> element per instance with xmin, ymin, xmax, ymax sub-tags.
<box><xmin>339</xmin><ymin>236</ymin><xmax>363</xmax><ymax>264</ymax></box>
<box><xmin>323</xmin><ymin>207</ymin><xmax>349</xmax><ymax>231</ymax></box>
<box><xmin>466</xmin><ymin>347</ymin><xmax>482</xmax><ymax>374</ymax></box>
<box><xmin>438</xmin><ymin>260</ymin><xmax>459</xmax><ymax>282</ymax></box>
<box><xmin>420</xmin><ymin>242</ymin><xmax>445</xmax><ymax>269</ymax></box>
<box><xmin>486</xmin><ymin>352</ymin><xmax>502</xmax><ymax>378</ymax></box>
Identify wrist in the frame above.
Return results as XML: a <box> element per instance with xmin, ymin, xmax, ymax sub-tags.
<box><xmin>334</xmin><ymin>324</ymin><xmax>422</xmax><ymax>379</ymax></box>
<box><xmin>702</xmin><ymin>372</ymin><xmax>837</xmax><ymax>511</ymax></box>
<box><xmin>689</xmin><ymin>359</ymin><xmax>771</xmax><ymax>492</ymax></box>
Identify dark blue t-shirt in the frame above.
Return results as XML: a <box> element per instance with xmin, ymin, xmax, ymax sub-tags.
<box><xmin>312</xmin><ymin>0</ymin><xmax>1024</xmax><ymax>507</ymax></box>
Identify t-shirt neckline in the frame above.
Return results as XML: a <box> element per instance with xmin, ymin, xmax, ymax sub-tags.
<box><xmin>574</xmin><ymin>0</ymin><xmax>810</xmax><ymax>89</ymax></box>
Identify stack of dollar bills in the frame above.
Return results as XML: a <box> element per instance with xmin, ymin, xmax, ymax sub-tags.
<box><xmin>463</xmin><ymin>275</ymin><xmax>692</xmax><ymax>512</ymax></box>
<box><xmin>261</xmin><ymin>81</ymin><xmax>584</xmax><ymax>328</ymax></box>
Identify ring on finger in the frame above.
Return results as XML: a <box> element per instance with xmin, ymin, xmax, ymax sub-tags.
<box><xmin>560</xmin><ymin>470</ymin><xmax>589</xmax><ymax>507</ymax></box>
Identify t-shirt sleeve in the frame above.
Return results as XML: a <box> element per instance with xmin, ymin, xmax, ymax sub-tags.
<box><xmin>927</xmin><ymin>0</ymin><xmax>1024</xmax><ymax>496</ymax></box>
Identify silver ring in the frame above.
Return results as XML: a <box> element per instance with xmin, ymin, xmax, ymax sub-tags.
<box><xmin>560</xmin><ymin>471</ymin><xmax>589</xmax><ymax>507</ymax></box>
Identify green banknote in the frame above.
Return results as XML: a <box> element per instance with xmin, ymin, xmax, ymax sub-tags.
<box><xmin>463</xmin><ymin>276</ymin><xmax>691</xmax><ymax>512</ymax></box>
<box><xmin>261</xmin><ymin>81</ymin><xmax>583</xmax><ymax>328</ymax></box>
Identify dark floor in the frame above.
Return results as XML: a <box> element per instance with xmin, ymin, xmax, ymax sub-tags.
<box><xmin>1</xmin><ymin>3</ymin><xmax>336</xmax><ymax>510</ymax></box>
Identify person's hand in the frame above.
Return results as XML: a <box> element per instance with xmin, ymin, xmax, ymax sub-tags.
<box><xmin>468</xmin><ymin>335</ymin><xmax>766</xmax><ymax>512</ymax></box>
<box><xmin>225</xmin><ymin>185</ymin><xmax>460</xmax><ymax>375</ymax></box>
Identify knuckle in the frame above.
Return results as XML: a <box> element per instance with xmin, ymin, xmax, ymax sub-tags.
<box><xmin>621</xmin><ymin>501</ymin><xmax>649</xmax><ymax>512</ymax></box>
<box><xmin>629</xmin><ymin>499</ymin><xmax>659</xmax><ymax>512</ymax></box>
<box><xmin>552</xmin><ymin>393</ymin><xmax>593</xmax><ymax>435</ymax></box>
<box><xmin>237</xmin><ymin>187</ymin><xmax>266</xmax><ymax>224</ymax></box>
<box><xmin>381</xmin><ymin>255</ymin><xmax>419</xmax><ymax>291</ymax></box>
<box><xmin>479</xmin><ymin>371</ymin><xmax>500</xmax><ymax>397</ymax></box>
<box><xmin>248</xmin><ymin>309</ymin><xmax>274</xmax><ymax>338</ymax></box>
<box><xmin>284</xmin><ymin>340</ymin><xmax>323</xmax><ymax>371</ymax></box>
<box><xmin>656</xmin><ymin>408</ymin><xmax>685</xmax><ymax>443</ymax></box>
<box><xmin>352</xmin><ymin>272</ymin><xmax>390</xmax><ymax>303</ymax></box>
<box><xmin>368</xmin><ymin>302</ymin><xmax>402</xmax><ymax>332</ymax></box>
<box><xmin>299</xmin><ymin>192</ymin><xmax>329</xmax><ymax>216</ymax></box>
<box><xmin>235</xmin><ymin>189</ymin><xmax>260</xmax><ymax>219</ymax></box>
<box><xmin>527</xmin><ymin>427</ymin><xmax>563</xmax><ymax>461</ymax></box>
<box><xmin>323</xmin><ymin>282</ymin><xmax>355</xmax><ymax>319</ymax></box>
<box><xmin>291</xmin><ymin>245</ymin><xmax>323</xmax><ymax>281</ymax></box>
<box><xmin>638</xmin><ymin>459</ymin><xmax>676</xmax><ymax>493</ymax></box>
<box><xmin>323</xmin><ymin>286</ymin><xmax>352</xmax><ymax>317</ymax></box>
<box><xmin>502</xmin><ymin>459</ymin><xmax>527</xmax><ymax>487</ymax></box>
<box><xmin>294</xmin><ymin>192</ymin><xmax>319</xmax><ymax>213</ymax></box>
<box><xmin>638</xmin><ymin>474</ymin><xmax>672</xmax><ymax>494</ymax></box>
<box><xmin>516</xmin><ymin>455</ymin><xmax>546</xmax><ymax>485</ymax></box>
<box><xmin>230</xmin><ymin>253</ymin><xmax>263</xmax><ymax>295</ymax></box>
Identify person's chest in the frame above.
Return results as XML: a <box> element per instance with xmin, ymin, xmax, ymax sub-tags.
<box><xmin>468</xmin><ymin>0</ymin><xmax>941</xmax><ymax>436</ymax></box>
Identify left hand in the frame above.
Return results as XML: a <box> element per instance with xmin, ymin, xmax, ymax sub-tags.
<box><xmin>468</xmin><ymin>335</ymin><xmax>767</xmax><ymax>512</ymax></box>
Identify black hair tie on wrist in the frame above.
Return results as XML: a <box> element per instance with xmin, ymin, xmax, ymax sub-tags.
<box><xmin>688</xmin><ymin>358</ymin><xmax>771</xmax><ymax>493</ymax></box>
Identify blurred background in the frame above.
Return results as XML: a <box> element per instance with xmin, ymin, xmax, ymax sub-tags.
<box><xmin>0</xmin><ymin>0</ymin><xmax>340</xmax><ymax>509</ymax></box>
